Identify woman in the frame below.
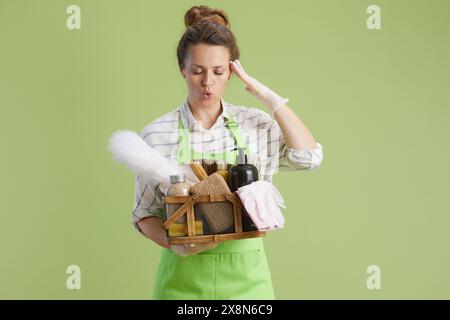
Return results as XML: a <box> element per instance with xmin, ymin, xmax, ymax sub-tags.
<box><xmin>132</xmin><ymin>5</ymin><xmax>323</xmax><ymax>299</ymax></box>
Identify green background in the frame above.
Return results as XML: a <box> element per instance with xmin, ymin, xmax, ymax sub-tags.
<box><xmin>1</xmin><ymin>0</ymin><xmax>449</xmax><ymax>299</ymax></box>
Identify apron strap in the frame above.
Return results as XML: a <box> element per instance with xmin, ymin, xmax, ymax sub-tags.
<box><xmin>177</xmin><ymin>114</ymin><xmax>191</xmax><ymax>164</ymax></box>
<box><xmin>226</xmin><ymin>112</ymin><xmax>250</xmax><ymax>157</ymax></box>
<box><xmin>177</xmin><ymin>109</ymin><xmax>250</xmax><ymax>164</ymax></box>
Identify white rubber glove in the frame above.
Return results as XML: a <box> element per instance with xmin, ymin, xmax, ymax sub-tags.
<box><xmin>230</xmin><ymin>59</ymin><xmax>290</xmax><ymax>117</ymax></box>
<box><xmin>170</xmin><ymin>242</ymin><xmax>221</xmax><ymax>257</ymax></box>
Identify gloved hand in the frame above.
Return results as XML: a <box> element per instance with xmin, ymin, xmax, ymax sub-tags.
<box><xmin>170</xmin><ymin>241</ymin><xmax>222</xmax><ymax>257</ymax></box>
<box><xmin>230</xmin><ymin>59</ymin><xmax>290</xmax><ymax>117</ymax></box>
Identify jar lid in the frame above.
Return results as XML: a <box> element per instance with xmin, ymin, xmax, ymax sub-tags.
<box><xmin>170</xmin><ymin>173</ymin><xmax>186</xmax><ymax>183</ymax></box>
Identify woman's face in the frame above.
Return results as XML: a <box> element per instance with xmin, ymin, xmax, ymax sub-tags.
<box><xmin>180</xmin><ymin>44</ymin><xmax>231</xmax><ymax>107</ymax></box>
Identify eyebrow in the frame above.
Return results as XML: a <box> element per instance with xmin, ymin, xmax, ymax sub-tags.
<box><xmin>191</xmin><ymin>64</ymin><xmax>226</xmax><ymax>68</ymax></box>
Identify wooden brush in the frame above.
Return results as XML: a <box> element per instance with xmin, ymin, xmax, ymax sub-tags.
<box><xmin>190</xmin><ymin>161</ymin><xmax>208</xmax><ymax>181</ymax></box>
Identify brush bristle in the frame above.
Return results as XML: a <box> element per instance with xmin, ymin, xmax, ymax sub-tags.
<box><xmin>108</xmin><ymin>130</ymin><xmax>182</xmax><ymax>185</ymax></box>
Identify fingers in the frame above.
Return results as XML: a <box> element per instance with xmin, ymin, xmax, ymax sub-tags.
<box><xmin>230</xmin><ymin>59</ymin><xmax>251</xmax><ymax>83</ymax></box>
<box><xmin>170</xmin><ymin>244</ymin><xmax>189</xmax><ymax>257</ymax></box>
<box><xmin>233</xmin><ymin>60</ymin><xmax>246</xmax><ymax>73</ymax></box>
<box><xmin>230</xmin><ymin>59</ymin><xmax>244</xmax><ymax>71</ymax></box>
<box><xmin>230</xmin><ymin>60</ymin><xmax>243</xmax><ymax>74</ymax></box>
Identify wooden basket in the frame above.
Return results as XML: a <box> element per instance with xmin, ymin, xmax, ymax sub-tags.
<box><xmin>162</xmin><ymin>193</ymin><xmax>266</xmax><ymax>245</ymax></box>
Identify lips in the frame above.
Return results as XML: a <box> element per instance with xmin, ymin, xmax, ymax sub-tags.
<box><xmin>201</xmin><ymin>90</ymin><xmax>213</xmax><ymax>99</ymax></box>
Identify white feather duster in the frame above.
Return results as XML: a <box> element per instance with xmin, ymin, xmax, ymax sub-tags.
<box><xmin>108</xmin><ymin>130</ymin><xmax>195</xmax><ymax>187</ymax></box>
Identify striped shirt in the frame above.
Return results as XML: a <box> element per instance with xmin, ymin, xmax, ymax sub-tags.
<box><xmin>131</xmin><ymin>97</ymin><xmax>323</xmax><ymax>234</ymax></box>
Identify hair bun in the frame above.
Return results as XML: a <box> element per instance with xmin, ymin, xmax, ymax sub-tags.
<box><xmin>184</xmin><ymin>5</ymin><xmax>230</xmax><ymax>28</ymax></box>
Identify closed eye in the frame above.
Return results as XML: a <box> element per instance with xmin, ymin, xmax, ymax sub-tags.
<box><xmin>193</xmin><ymin>71</ymin><xmax>224</xmax><ymax>75</ymax></box>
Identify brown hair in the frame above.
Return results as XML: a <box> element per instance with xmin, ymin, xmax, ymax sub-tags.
<box><xmin>177</xmin><ymin>5</ymin><xmax>240</xmax><ymax>70</ymax></box>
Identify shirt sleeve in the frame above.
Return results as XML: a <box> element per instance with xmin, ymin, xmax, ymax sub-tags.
<box><xmin>131</xmin><ymin>174</ymin><xmax>165</xmax><ymax>235</ymax></box>
<box><xmin>253</xmin><ymin>109</ymin><xmax>324</xmax><ymax>180</ymax></box>
<box><xmin>278</xmin><ymin>137</ymin><xmax>324</xmax><ymax>171</ymax></box>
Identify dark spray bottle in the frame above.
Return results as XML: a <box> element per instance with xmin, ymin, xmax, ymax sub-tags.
<box><xmin>229</xmin><ymin>148</ymin><xmax>259</xmax><ymax>231</ymax></box>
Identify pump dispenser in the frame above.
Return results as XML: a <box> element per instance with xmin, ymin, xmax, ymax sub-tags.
<box><xmin>228</xmin><ymin>148</ymin><xmax>259</xmax><ymax>232</ymax></box>
<box><xmin>228</xmin><ymin>148</ymin><xmax>259</xmax><ymax>193</ymax></box>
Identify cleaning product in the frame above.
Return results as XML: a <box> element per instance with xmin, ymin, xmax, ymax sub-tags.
<box><xmin>228</xmin><ymin>148</ymin><xmax>259</xmax><ymax>232</ymax></box>
<box><xmin>228</xmin><ymin>148</ymin><xmax>259</xmax><ymax>192</ymax></box>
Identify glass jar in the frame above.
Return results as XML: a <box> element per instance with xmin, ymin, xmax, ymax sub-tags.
<box><xmin>165</xmin><ymin>174</ymin><xmax>190</xmax><ymax>223</ymax></box>
<box><xmin>164</xmin><ymin>174</ymin><xmax>203</xmax><ymax>237</ymax></box>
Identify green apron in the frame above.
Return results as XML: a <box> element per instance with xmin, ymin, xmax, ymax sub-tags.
<box><xmin>152</xmin><ymin>109</ymin><xmax>275</xmax><ymax>300</ymax></box>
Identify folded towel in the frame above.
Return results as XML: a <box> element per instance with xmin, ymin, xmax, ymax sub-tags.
<box><xmin>236</xmin><ymin>181</ymin><xmax>286</xmax><ymax>231</ymax></box>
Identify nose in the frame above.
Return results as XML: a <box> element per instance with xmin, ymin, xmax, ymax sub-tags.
<box><xmin>201</xmin><ymin>71</ymin><xmax>213</xmax><ymax>88</ymax></box>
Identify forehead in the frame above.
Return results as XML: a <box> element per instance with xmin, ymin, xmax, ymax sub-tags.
<box><xmin>186</xmin><ymin>44</ymin><xmax>230</xmax><ymax>67</ymax></box>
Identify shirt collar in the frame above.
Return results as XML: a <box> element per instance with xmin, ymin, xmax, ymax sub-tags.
<box><xmin>179</xmin><ymin>96</ymin><xmax>230</xmax><ymax>131</ymax></box>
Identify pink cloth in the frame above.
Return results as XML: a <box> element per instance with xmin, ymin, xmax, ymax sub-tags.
<box><xmin>236</xmin><ymin>181</ymin><xmax>286</xmax><ymax>231</ymax></box>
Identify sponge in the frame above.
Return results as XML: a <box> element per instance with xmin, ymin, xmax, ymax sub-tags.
<box><xmin>189</xmin><ymin>173</ymin><xmax>235</xmax><ymax>234</ymax></box>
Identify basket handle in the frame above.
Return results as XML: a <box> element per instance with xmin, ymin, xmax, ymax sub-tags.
<box><xmin>162</xmin><ymin>195</ymin><xmax>198</xmax><ymax>230</ymax></box>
